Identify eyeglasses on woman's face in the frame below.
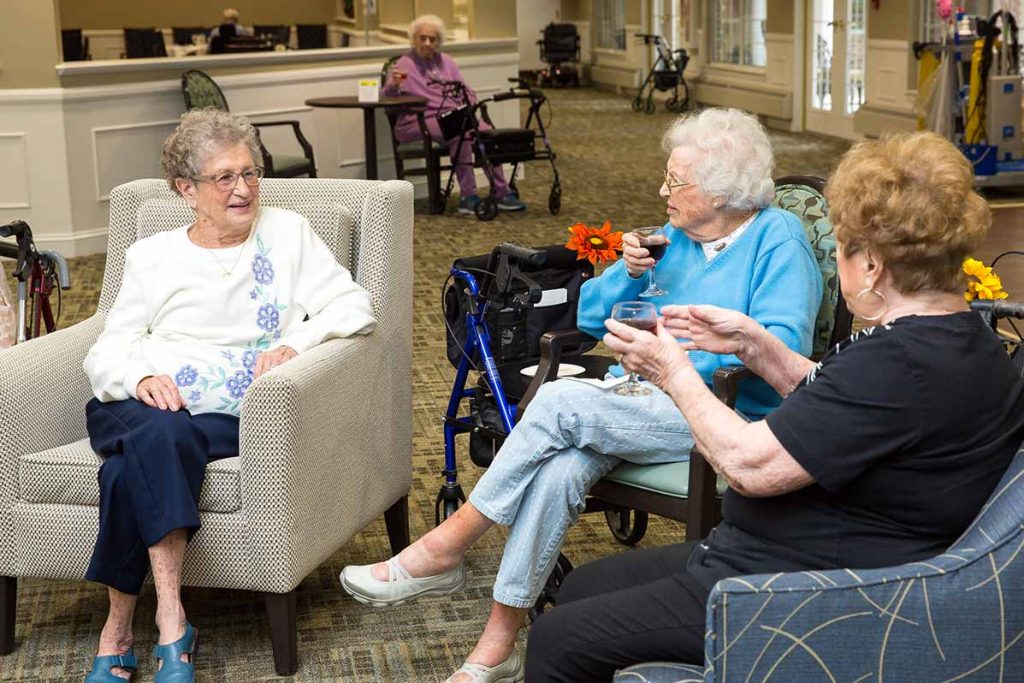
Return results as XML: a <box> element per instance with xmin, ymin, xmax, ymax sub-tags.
<box><xmin>663</xmin><ymin>171</ymin><xmax>692</xmax><ymax>193</ymax></box>
<box><xmin>192</xmin><ymin>167</ymin><xmax>264</xmax><ymax>192</ymax></box>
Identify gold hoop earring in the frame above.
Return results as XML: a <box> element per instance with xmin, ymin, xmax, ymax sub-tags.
<box><xmin>854</xmin><ymin>287</ymin><xmax>887</xmax><ymax>322</ymax></box>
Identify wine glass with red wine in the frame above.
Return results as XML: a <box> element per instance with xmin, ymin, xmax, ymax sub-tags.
<box><xmin>610</xmin><ymin>301</ymin><xmax>658</xmax><ymax>396</ymax></box>
<box><xmin>634</xmin><ymin>226</ymin><xmax>668</xmax><ymax>298</ymax></box>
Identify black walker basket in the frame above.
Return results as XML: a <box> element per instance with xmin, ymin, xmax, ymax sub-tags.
<box><xmin>444</xmin><ymin>245</ymin><xmax>598</xmax><ymax>467</ymax></box>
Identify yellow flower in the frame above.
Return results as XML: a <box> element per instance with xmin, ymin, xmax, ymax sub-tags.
<box><xmin>565</xmin><ymin>220</ymin><xmax>623</xmax><ymax>265</ymax></box>
<box><xmin>963</xmin><ymin>257</ymin><xmax>1009</xmax><ymax>302</ymax></box>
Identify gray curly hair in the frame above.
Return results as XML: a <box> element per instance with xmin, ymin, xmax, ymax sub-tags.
<box><xmin>662</xmin><ymin>108</ymin><xmax>776</xmax><ymax>211</ymax></box>
<box><xmin>409</xmin><ymin>14</ymin><xmax>446</xmax><ymax>47</ymax></box>
<box><xmin>161</xmin><ymin>108</ymin><xmax>262</xmax><ymax>195</ymax></box>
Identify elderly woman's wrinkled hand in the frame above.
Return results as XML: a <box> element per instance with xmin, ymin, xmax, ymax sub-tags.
<box><xmin>137</xmin><ymin>374</ymin><xmax>186</xmax><ymax>411</ymax></box>
<box><xmin>389</xmin><ymin>67</ymin><xmax>408</xmax><ymax>88</ymax></box>
<box><xmin>253</xmin><ymin>345</ymin><xmax>298</xmax><ymax>379</ymax></box>
<box><xmin>661</xmin><ymin>304</ymin><xmax>757</xmax><ymax>357</ymax></box>
<box><xmin>604</xmin><ymin>318</ymin><xmax>692</xmax><ymax>390</ymax></box>
<box><xmin>621</xmin><ymin>231</ymin><xmax>657</xmax><ymax>278</ymax></box>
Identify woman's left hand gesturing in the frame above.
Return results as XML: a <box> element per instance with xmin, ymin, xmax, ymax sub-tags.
<box><xmin>253</xmin><ymin>345</ymin><xmax>298</xmax><ymax>379</ymax></box>
<box><xmin>604</xmin><ymin>318</ymin><xmax>693</xmax><ymax>391</ymax></box>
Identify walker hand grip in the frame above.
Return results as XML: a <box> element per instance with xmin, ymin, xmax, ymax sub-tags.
<box><xmin>0</xmin><ymin>220</ymin><xmax>28</xmax><ymax>239</ymax></box>
<box><xmin>972</xmin><ymin>299</ymin><xmax>1024</xmax><ymax>320</ymax></box>
<box><xmin>497</xmin><ymin>242</ymin><xmax>546</xmax><ymax>267</ymax></box>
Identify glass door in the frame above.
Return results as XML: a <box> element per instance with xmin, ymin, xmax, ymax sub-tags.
<box><xmin>805</xmin><ymin>0</ymin><xmax>866</xmax><ymax>138</ymax></box>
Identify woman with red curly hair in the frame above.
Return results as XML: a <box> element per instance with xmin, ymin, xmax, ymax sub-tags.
<box><xmin>530</xmin><ymin>131</ymin><xmax>1024</xmax><ymax>679</ymax></box>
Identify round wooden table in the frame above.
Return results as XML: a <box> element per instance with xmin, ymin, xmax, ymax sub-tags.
<box><xmin>305</xmin><ymin>95</ymin><xmax>427</xmax><ymax>180</ymax></box>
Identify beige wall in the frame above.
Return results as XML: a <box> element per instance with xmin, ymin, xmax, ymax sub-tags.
<box><xmin>0</xmin><ymin>0</ymin><xmax>62</xmax><ymax>88</ymax></box>
<box><xmin>58</xmin><ymin>0</ymin><xmax>338</xmax><ymax>30</ymax></box>
<box><xmin>626</xmin><ymin>0</ymin><xmax>641</xmax><ymax>26</ymax></box>
<box><xmin>379</xmin><ymin>0</ymin><xmax>415</xmax><ymax>25</ymax></box>
<box><xmin>868</xmin><ymin>1</ymin><xmax>912</xmax><ymax>41</ymax></box>
<box><xmin>468</xmin><ymin>0</ymin><xmax>516</xmax><ymax>38</ymax></box>
<box><xmin>766</xmin><ymin>0</ymin><xmax>794</xmax><ymax>34</ymax></box>
<box><xmin>414</xmin><ymin>0</ymin><xmax>454</xmax><ymax>27</ymax></box>
<box><xmin>560</xmin><ymin>0</ymin><xmax>590</xmax><ymax>22</ymax></box>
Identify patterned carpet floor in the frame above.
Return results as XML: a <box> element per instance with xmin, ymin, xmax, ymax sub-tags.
<box><xmin>0</xmin><ymin>88</ymin><xmax>851</xmax><ymax>682</ymax></box>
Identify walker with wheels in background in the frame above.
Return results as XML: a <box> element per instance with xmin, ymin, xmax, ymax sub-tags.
<box><xmin>632</xmin><ymin>33</ymin><xmax>690</xmax><ymax>115</ymax></box>
<box><xmin>430</xmin><ymin>77</ymin><xmax>565</xmax><ymax>221</ymax></box>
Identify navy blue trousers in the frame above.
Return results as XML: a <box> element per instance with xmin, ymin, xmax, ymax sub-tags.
<box><xmin>84</xmin><ymin>398</ymin><xmax>239</xmax><ymax>595</ymax></box>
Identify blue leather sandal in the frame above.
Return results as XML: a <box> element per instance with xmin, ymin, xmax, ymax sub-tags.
<box><xmin>153</xmin><ymin>622</ymin><xmax>198</xmax><ymax>683</ymax></box>
<box><xmin>84</xmin><ymin>649</ymin><xmax>137</xmax><ymax>682</ymax></box>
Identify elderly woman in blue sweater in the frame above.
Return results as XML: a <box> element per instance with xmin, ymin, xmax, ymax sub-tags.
<box><xmin>341</xmin><ymin>107</ymin><xmax>821</xmax><ymax>683</ymax></box>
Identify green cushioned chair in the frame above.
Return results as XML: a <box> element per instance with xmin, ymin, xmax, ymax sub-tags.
<box><xmin>180</xmin><ymin>69</ymin><xmax>317</xmax><ymax>179</ymax></box>
<box><xmin>520</xmin><ymin>176</ymin><xmax>853</xmax><ymax>565</ymax></box>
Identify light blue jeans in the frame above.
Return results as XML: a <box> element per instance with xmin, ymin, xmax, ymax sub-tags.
<box><xmin>468</xmin><ymin>378</ymin><xmax>695</xmax><ymax>608</ymax></box>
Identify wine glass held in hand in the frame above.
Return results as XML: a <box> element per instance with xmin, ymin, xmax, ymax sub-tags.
<box><xmin>610</xmin><ymin>301</ymin><xmax>657</xmax><ymax>396</ymax></box>
<box><xmin>633</xmin><ymin>226</ymin><xmax>668</xmax><ymax>298</ymax></box>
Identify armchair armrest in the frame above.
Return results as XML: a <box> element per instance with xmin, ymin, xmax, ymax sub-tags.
<box><xmin>251</xmin><ymin>120</ymin><xmax>316</xmax><ymax>166</ymax></box>
<box><xmin>517</xmin><ymin>329</ymin><xmax>596</xmax><ymax>417</ymax></box>
<box><xmin>687</xmin><ymin>365</ymin><xmax>754</xmax><ymax>539</ymax></box>
<box><xmin>237</xmin><ymin>331</ymin><xmax>411</xmax><ymax>593</ymax></box>
<box><xmin>711</xmin><ymin>365</ymin><xmax>754</xmax><ymax>407</ymax></box>
<box><xmin>704</xmin><ymin>541</ymin><xmax>1020</xmax><ymax>680</ymax></box>
<box><xmin>0</xmin><ymin>314</ymin><xmax>103</xmax><ymax>574</ymax></box>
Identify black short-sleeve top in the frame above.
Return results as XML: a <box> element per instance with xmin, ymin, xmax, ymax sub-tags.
<box><xmin>689</xmin><ymin>312</ymin><xmax>1024</xmax><ymax>590</ymax></box>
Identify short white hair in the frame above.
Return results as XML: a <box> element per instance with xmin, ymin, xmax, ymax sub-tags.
<box><xmin>662</xmin><ymin>108</ymin><xmax>776</xmax><ymax>211</ymax></box>
<box><xmin>409</xmin><ymin>14</ymin><xmax>446</xmax><ymax>47</ymax></box>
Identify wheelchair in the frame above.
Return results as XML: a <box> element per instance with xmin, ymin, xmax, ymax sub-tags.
<box><xmin>536</xmin><ymin>22</ymin><xmax>581</xmax><ymax>88</ymax></box>
<box><xmin>632</xmin><ymin>34</ymin><xmax>690</xmax><ymax>115</ymax></box>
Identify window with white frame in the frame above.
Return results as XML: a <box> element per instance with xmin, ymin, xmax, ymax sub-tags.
<box><xmin>709</xmin><ymin>0</ymin><xmax>767</xmax><ymax>67</ymax></box>
<box><xmin>594</xmin><ymin>0</ymin><xmax>627</xmax><ymax>50</ymax></box>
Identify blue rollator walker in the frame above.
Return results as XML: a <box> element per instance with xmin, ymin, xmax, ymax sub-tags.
<box><xmin>438</xmin><ymin>242</ymin><xmax>611</xmax><ymax>618</ymax></box>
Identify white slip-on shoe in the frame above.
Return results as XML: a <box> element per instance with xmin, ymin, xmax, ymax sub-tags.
<box><xmin>445</xmin><ymin>648</ymin><xmax>524</xmax><ymax>683</ymax></box>
<box><xmin>340</xmin><ymin>556</ymin><xmax>466</xmax><ymax>607</ymax></box>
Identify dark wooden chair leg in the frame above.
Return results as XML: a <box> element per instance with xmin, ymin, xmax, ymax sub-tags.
<box><xmin>384</xmin><ymin>494</ymin><xmax>410</xmax><ymax>556</ymax></box>
<box><xmin>0</xmin><ymin>576</ymin><xmax>15</xmax><ymax>655</ymax></box>
<box><xmin>686</xmin><ymin>450</ymin><xmax>720</xmax><ymax>542</ymax></box>
<box><xmin>264</xmin><ymin>590</ymin><xmax>297</xmax><ymax>675</ymax></box>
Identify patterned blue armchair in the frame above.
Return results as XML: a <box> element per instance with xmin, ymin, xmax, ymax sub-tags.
<box><xmin>615</xmin><ymin>447</ymin><xmax>1024</xmax><ymax>682</ymax></box>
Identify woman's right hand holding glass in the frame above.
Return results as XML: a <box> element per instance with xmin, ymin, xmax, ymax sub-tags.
<box><xmin>661</xmin><ymin>304</ymin><xmax>758</xmax><ymax>358</ymax></box>
<box><xmin>389</xmin><ymin>68</ymin><xmax>408</xmax><ymax>89</ymax></box>
<box><xmin>622</xmin><ymin>231</ymin><xmax>657</xmax><ymax>278</ymax></box>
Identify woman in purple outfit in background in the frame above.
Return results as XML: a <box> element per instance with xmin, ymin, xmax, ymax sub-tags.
<box><xmin>383</xmin><ymin>14</ymin><xmax>527</xmax><ymax>214</ymax></box>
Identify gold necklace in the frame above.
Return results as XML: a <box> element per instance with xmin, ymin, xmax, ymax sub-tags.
<box><xmin>194</xmin><ymin>224</ymin><xmax>255</xmax><ymax>279</ymax></box>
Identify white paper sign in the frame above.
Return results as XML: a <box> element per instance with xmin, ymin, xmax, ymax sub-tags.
<box><xmin>358</xmin><ymin>78</ymin><xmax>380</xmax><ymax>103</ymax></box>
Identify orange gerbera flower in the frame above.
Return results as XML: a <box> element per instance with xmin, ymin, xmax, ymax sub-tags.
<box><xmin>565</xmin><ymin>220</ymin><xmax>623</xmax><ymax>265</ymax></box>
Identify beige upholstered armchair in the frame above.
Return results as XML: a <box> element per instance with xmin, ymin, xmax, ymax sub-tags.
<box><xmin>0</xmin><ymin>178</ymin><xmax>414</xmax><ymax>675</ymax></box>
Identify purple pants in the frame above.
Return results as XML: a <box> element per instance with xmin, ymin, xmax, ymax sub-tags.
<box><xmin>394</xmin><ymin>116</ymin><xmax>509</xmax><ymax>198</ymax></box>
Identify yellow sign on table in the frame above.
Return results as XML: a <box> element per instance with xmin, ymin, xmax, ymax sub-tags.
<box><xmin>358</xmin><ymin>78</ymin><xmax>380</xmax><ymax>103</ymax></box>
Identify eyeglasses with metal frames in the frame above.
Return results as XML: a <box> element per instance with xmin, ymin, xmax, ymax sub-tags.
<box><xmin>663</xmin><ymin>172</ymin><xmax>691</xmax><ymax>192</ymax></box>
<box><xmin>192</xmin><ymin>167</ymin><xmax>264</xmax><ymax>191</ymax></box>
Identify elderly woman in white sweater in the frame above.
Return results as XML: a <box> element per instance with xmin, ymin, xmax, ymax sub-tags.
<box><xmin>81</xmin><ymin>108</ymin><xmax>375</xmax><ymax>683</ymax></box>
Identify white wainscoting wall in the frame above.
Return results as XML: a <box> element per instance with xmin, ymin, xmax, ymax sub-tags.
<box><xmin>0</xmin><ymin>40</ymin><xmax>519</xmax><ymax>256</ymax></box>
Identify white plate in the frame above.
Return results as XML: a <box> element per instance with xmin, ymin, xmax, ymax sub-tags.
<box><xmin>520</xmin><ymin>363</ymin><xmax>586</xmax><ymax>378</ymax></box>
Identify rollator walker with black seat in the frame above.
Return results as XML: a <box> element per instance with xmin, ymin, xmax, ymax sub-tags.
<box><xmin>382</xmin><ymin>55</ymin><xmax>564</xmax><ymax>221</ymax></box>
<box><xmin>437</xmin><ymin>77</ymin><xmax>564</xmax><ymax>221</ymax></box>
<box><xmin>438</xmin><ymin>242</ymin><xmax>610</xmax><ymax>615</ymax></box>
<box><xmin>633</xmin><ymin>33</ymin><xmax>690</xmax><ymax>115</ymax></box>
